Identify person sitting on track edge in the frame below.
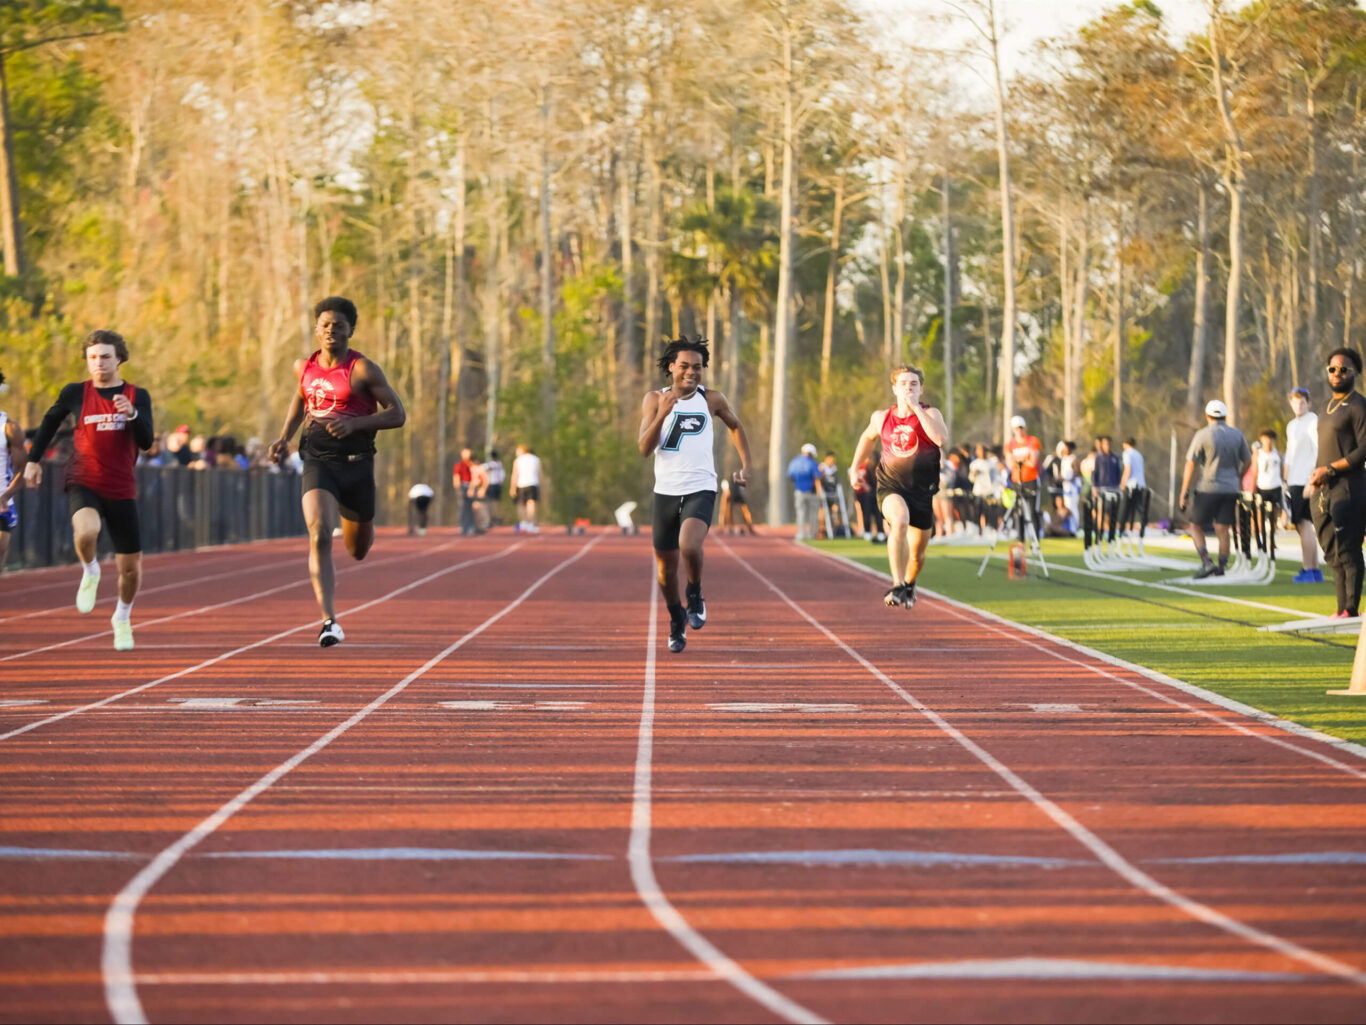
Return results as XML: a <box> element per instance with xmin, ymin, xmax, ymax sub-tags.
<box><xmin>637</xmin><ymin>334</ymin><xmax>753</xmax><ymax>654</ymax></box>
<box><xmin>849</xmin><ymin>363</ymin><xmax>947</xmax><ymax>610</ymax></box>
<box><xmin>268</xmin><ymin>296</ymin><xmax>406</xmax><ymax>648</ymax></box>
<box><xmin>24</xmin><ymin>331</ymin><xmax>154</xmax><ymax>650</ymax></box>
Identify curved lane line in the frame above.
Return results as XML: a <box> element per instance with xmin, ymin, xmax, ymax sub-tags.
<box><xmin>0</xmin><ymin>540</ymin><xmax>515</xmax><ymax>742</ymax></box>
<box><xmin>723</xmin><ymin>538</ymin><xmax>1366</xmax><ymax>990</ymax></box>
<box><xmin>627</xmin><ymin>570</ymin><xmax>827</xmax><ymax>1025</ymax></box>
<box><xmin>101</xmin><ymin>535</ymin><xmax>600</xmax><ymax>1025</ymax></box>
<box><xmin>811</xmin><ymin>543</ymin><xmax>1366</xmax><ymax>777</ymax></box>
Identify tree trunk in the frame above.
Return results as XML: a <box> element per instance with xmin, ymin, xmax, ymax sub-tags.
<box><xmin>1210</xmin><ymin>9</ymin><xmax>1245</xmax><ymax>426</ymax></box>
<box><xmin>1113</xmin><ymin>202</ymin><xmax>1123</xmax><ymax>437</ymax></box>
<box><xmin>0</xmin><ymin>51</ymin><xmax>23</xmax><ymax>276</ymax></box>
<box><xmin>820</xmin><ymin>172</ymin><xmax>844</xmax><ymax>394</ymax></box>
<box><xmin>766</xmin><ymin>5</ymin><xmax>796</xmax><ymax>529</ymax></box>
<box><xmin>1305</xmin><ymin>83</ymin><xmax>1320</xmax><ymax>376</ymax></box>
<box><xmin>645</xmin><ymin>144</ymin><xmax>662</xmax><ymax>365</ymax></box>
<box><xmin>539</xmin><ymin>85</ymin><xmax>555</xmax><ymax>421</ymax></box>
<box><xmin>986</xmin><ymin>0</ymin><xmax>1018</xmax><ymax>440</ymax></box>
<box><xmin>942</xmin><ymin>174</ymin><xmax>954</xmax><ymax>440</ymax></box>
<box><xmin>618</xmin><ymin>145</ymin><xmax>635</xmax><ymax>385</ymax></box>
<box><xmin>1186</xmin><ymin>181</ymin><xmax>1210</xmax><ymax>427</ymax></box>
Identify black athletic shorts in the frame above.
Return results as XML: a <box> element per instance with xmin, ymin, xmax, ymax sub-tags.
<box><xmin>653</xmin><ymin>490</ymin><xmax>716</xmax><ymax>551</ymax></box>
<box><xmin>302</xmin><ymin>455</ymin><xmax>376</xmax><ymax>522</ymax></box>
<box><xmin>1286</xmin><ymin>485</ymin><xmax>1310</xmax><ymax>525</ymax></box>
<box><xmin>485</xmin><ymin>483</ymin><xmax>502</xmax><ymax>502</ymax></box>
<box><xmin>875</xmin><ymin>486</ymin><xmax>935</xmax><ymax>531</ymax></box>
<box><xmin>1191</xmin><ymin>490</ymin><xmax>1237</xmax><ymax>530</ymax></box>
<box><xmin>517</xmin><ymin>484</ymin><xmax>540</xmax><ymax>503</ymax></box>
<box><xmin>68</xmin><ymin>484</ymin><xmax>141</xmax><ymax>554</ymax></box>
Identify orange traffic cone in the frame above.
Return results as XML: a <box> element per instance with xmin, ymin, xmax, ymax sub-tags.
<box><xmin>1008</xmin><ymin>543</ymin><xmax>1027</xmax><ymax>578</ymax></box>
<box><xmin>1328</xmin><ymin>615</ymin><xmax>1366</xmax><ymax>696</ymax></box>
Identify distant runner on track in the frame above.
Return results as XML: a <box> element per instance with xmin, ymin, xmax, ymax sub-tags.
<box><xmin>268</xmin><ymin>297</ymin><xmax>406</xmax><ymax>648</ymax></box>
<box><xmin>0</xmin><ymin>367</ymin><xmax>28</xmax><ymax>571</ymax></box>
<box><xmin>638</xmin><ymin>335</ymin><xmax>753</xmax><ymax>654</ymax></box>
<box><xmin>23</xmin><ymin>331</ymin><xmax>153</xmax><ymax>649</ymax></box>
<box><xmin>849</xmin><ymin>364</ymin><xmax>946</xmax><ymax>609</ymax></box>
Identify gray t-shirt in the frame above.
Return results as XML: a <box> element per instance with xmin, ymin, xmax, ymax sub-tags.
<box><xmin>1186</xmin><ymin>421</ymin><xmax>1252</xmax><ymax>494</ymax></box>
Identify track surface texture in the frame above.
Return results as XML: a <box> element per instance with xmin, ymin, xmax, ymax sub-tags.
<box><xmin>1</xmin><ymin>528</ymin><xmax>1364</xmax><ymax>1024</ymax></box>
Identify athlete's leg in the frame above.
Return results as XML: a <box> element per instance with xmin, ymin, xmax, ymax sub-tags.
<box><xmin>881</xmin><ymin>494</ymin><xmax>911</xmax><ymax>585</ymax></box>
<box><xmin>526</xmin><ymin>497</ymin><xmax>538</xmax><ymax>527</ymax></box>
<box><xmin>303</xmin><ymin>488</ymin><xmax>340</xmax><ymax>620</ymax></box>
<box><xmin>740</xmin><ymin>503</ymin><xmax>755</xmax><ymax>533</ymax></box>
<box><xmin>114</xmin><ymin>552</ymin><xmax>142</xmax><ymax>603</ymax></box>
<box><xmin>905</xmin><ymin>525</ymin><xmax>931</xmax><ymax>585</ymax></box>
<box><xmin>341</xmin><ymin>517</ymin><xmax>374</xmax><ymax>561</ymax></box>
<box><xmin>1213</xmin><ymin>522</ymin><xmax>1231</xmax><ymax>564</ymax></box>
<box><xmin>72</xmin><ymin>507</ymin><xmax>101</xmax><ymax>564</ymax></box>
<box><xmin>0</xmin><ymin>531</ymin><xmax>9</xmax><ymax>570</ymax></box>
<box><xmin>679</xmin><ymin>516</ymin><xmax>708</xmax><ymax>589</ymax></box>
<box><xmin>655</xmin><ymin>548</ymin><xmax>681</xmax><ymax>607</ymax></box>
<box><xmin>1298</xmin><ymin>519</ymin><xmax>1319</xmax><ymax>570</ymax></box>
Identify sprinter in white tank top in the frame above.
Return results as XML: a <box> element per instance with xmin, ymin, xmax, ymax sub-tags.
<box><xmin>637</xmin><ymin>337</ymin><xmax>753</xmax><ymax>654</ymax></box>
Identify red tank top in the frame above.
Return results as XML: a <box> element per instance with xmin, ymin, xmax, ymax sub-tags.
<box><xmin>876</xmin><ymin>405</ymin><xmax>941</xmax><ymax>493</ymax></box>
<box><xmin>67</xmin><ymin>381</ymin><xmax>139</xmax><ymax>499</ymax></box>
<box><xmin>299</xmin><ymin>350</ymin><xmax>377</xmax><ymax>421</ymax></box>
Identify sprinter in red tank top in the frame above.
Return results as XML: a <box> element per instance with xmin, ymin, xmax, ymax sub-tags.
<box><xmin>848</xmin><ymin>364</ymin><xmax>947</xmax><ymax>610</ymax></box>
<box><xmin>268</xmin><ymin>296</ymin><xmax>406</xmax><ymax>648</ymax></box>
<box><xmin>23</xmin><ymin>331</ymin><xmax>154</xmax><ymax>651</ymax></box>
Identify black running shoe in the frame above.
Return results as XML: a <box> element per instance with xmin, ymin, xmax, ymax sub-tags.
<box><xmin>667</xmin><ymin>604</ymin><xmax>687</xmax><ymax>653</ymax></box>
<box><xmin>1193</xmin><ymin>562</ymin><xmax>1218</xmax><ymax>580</ymax></box>
<box><xmin>685</xmin><ymin>585</ymin><xmax>706</xmax><ymax>630</ymax></box>
<box><xmin>901</xmin><ymin>581</ymin><xmax>917</xmax><ymax>609</ymax></box>
<box><xmin>884</xmin><ymin>584</ymin><xmax>907</xmax><ymax>607</ymax></box>
<box><xmin>319</xmin><ymin>618</ymin><xmax>344</xmax><ymax>647</ymax></box>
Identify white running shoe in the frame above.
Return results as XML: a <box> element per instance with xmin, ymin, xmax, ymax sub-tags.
<box><xmin>318</xmin><ymin>618</ymin><xmax>344</xmax><ymax>647</ymax></box>
<box><xmin>76</xmin><ymin>570</ymin><xmax>100</xmax><ymax>614</ymax></box>
<box><xmin>111</xmin><ymin>616</ymin><xmax>134</xmax><ymax>651</ymax></box>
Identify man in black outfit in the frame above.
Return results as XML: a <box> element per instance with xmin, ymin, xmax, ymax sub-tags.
<box><xmin>1307</xmin><ymin>347</ymin><xmax>1366</xmax><ymax>618</ymax></box>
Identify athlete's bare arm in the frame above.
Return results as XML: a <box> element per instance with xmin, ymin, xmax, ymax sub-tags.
<box><xmin>914</xmin><ymin>406</ymin><xmax>948</xmax><ymax>448</ymax></box>
<box><xmin>0</xmin><ymin>420</ymin><xmax>25</xmax><ymax>504</ymax></box>
<box><xmin>848</xmin><ymin>410</ymin><xmax>885</xmax><ymax>489</ymax></box>
<box><xmin>706</xmin><ymin>390</ymin><xmax>752</xmax><ymax>485</ymax></box>
<box><xmin>322</xmin><ymin>358</ymin><xmax>406</xmax><ymax>439</ymax></box>
<box><xmin>637</xmin><ymin>388</ymin><xmax>681</xmax><ymax>457</ymax></box>
<box><xmin>268</xmin><ymin>359</ymin><xmax>308</xmax><ymax>464</ymax></box>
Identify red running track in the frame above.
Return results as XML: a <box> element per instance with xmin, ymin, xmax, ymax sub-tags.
<box><xmin>1</xmin><ymin>529</ymin><xmax>1364</xmax><ymax>1024</ymax></box>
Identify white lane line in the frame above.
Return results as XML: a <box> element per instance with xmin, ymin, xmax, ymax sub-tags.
<box><xmin>810</xmin><ymin>545</ymin><xmax>1366</xmax><ymax>778</ymax></box>
<box><xmin>725</xmin><ymin>540</ymin><xmax>1366</xmax><ymax>989</ymax></box>
<box><xmin>0</xmin><ymin>541</ymin><xmax>518</xmax><ymax>743</ymax></box>
<box><xmin>0</xmin><ymin>538</ymin><xmax>466</xmax><ymax>663</ymax></box>
<box><xmin>101</xmin><ymin>535</ymin><xmax>602</xmax><ymax>1025</ymax></box>
<box><xmin>628</xmin><ymin>571</ymin><xmax>827</xmax><ymax>1025</ymax></box>
<box><xmin>0</xmin><ymin>542</ymin><xmax>300</xmax><ymax>624</ymax></box>
<box><xmin>135</xmin><ymin>967</ymin><xmax>720</xmax><ymax>986</ymax></box>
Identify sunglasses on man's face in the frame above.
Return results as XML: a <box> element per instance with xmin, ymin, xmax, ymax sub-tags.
<box><xmin>1327</xmin><ymin>365</ymin><xmax>1354</xmax><ymax>375</ymax></box>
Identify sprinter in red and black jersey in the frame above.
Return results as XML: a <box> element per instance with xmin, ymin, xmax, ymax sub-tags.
<box><xmin>24</xmin><ymin>331</ymin><xmax>154</xmax><ymax>651</ymax></box>
<box><xmin>268</xmin><ymin>296</ymin><xmax>405</xmax><ymax>647</ymax></box>
<box><xmin>849</xmin><ymin>364</ymin><xmax>947</xmax><ymax>610</ymax></box>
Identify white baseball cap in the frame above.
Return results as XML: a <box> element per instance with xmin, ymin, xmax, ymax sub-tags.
<box><xmin>1010</xmin><ymin>415</ymin><xmax>1027</xmax><ymax>429</ymax></box>
<box><xmin>1204</xmin><ymin>399</ymin><xmax>1228</xmax><ymax>418</ymax></box>
<box><xmin>801</xmin><ymin>443</ymin><xmax>817</xmax><ymax>456</ymax></box>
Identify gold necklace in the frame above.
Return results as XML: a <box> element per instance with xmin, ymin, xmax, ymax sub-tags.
<box><xmin>1328</xmin><ymin>393</ymin><xmax>1350</xmax><ymax>414</ymax></box>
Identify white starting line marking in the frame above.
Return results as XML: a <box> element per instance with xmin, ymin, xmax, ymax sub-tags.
<box><xmin>707</xmin><ymin>702</ymin><xmax>860</xmax><ymax>714</ymax></box>
<box><xmin>1024</xmin><ymin>703</ymin><xmax>1084</xmax><ymax>714</ymax></box>
<box><xmin>0</xmin><ymin>699</ymin><xmax>48</xmax><ymax>708</ymax></box>
<box><xmin>438</xmin><ymin>700</ymin><xmax>589</xmax><ymax>712</ymax></box>
<box><xmin>166</xmin><ymin>698</ymin><xmax>322</xmax><ymax>709</ymax></box>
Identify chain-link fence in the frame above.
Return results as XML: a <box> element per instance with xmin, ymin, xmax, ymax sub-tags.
<box><xmin>6</xmin><ymin>464</ymin><xmax>305</xmax><ymax>569</ymax></box>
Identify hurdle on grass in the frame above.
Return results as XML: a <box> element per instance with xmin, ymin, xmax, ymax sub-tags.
<box><xmin>1082</xmin><ymin>487</ymin><xmax>1191</xmax><ymax>571</ymax></box>
<box><xmin>1166</xmin><ymin>492</ymin><xmax>1279</xmax><ymax>585</ymax></box>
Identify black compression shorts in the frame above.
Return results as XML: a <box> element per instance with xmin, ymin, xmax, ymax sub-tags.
<box><xmin>875</xmin><ymin>486</ymin><xmax>935</xmax><ymax>531</ymax></box>
<box><xmin>68</xmin><ymin>484</ymin><xmax>141</xmax><ymax>554</ymax></box>
<box><xmin>1191</xmin><ymin>491</ymin><xmax>1237</xmax><ymax>530</ymax></box>
<box><xmin>653</xmin><ymin>490</ymin><xmax>716</xmax><ymax>551</ymax></box>
<box><xmin>303</xmin><ymin>455</ymin><xmax>376</xmax><ymax>522</ymax></box>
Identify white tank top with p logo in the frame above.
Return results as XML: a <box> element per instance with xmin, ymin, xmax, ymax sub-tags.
<box><xmin>653</xmin><ymin>387</ymin><xmax>717</xmax><ymax>496</ymax></box>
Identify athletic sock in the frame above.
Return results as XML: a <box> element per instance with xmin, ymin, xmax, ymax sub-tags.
<box><xmin>1218</xmin><ymin>554</ymin><xmax>1228</xmax><ymax>569</ymax></box>
<box><xmin>82</xmin><ymin>559</ymin><xmax>100</xmax><ymax>577</ymax></box>
<box><xmin>1196</xmin><ymin>546</ymin><xmax>1209</xmax><ymax>564</ymax></box>
<box><xmin>113</xmin><ymin>599</ymin><xmax>133</xmax><ymax>622</ymax></box>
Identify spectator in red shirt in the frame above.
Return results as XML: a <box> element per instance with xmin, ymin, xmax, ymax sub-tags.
<box><xmin>453</xmin><ymin>448</ymin><xmax>479</xmax><ymax>535</ymax></box>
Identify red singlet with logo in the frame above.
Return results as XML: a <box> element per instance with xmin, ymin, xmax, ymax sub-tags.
<box><xmin>67</xmin><ymin>381</ymin><xmax>139</xmax><ymax>499</ymax></box>
<box><xmin>875</xmin><ymin>405</ymin><xmax>941</xmax><ymax>494</ymax></box>
<box><xmin>298</xmin><ymin>349</ymin><xmax>377</xmax><ymax>459</ymax></box>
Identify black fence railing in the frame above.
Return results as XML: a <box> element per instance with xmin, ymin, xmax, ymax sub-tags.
<box><xmin>7</xmin><ymin>463</ymin><xmax>306</xmax><ymax>570</ymax></box>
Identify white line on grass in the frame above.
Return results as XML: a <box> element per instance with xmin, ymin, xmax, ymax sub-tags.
<box><xmin>0</xmin><ymin>540</ymin><xmax>517</xmax><ymax>743</ymax></box>
<box><xmin>811</xmin><ymin>543</ymin><xmax>1366</xmax><ymax>776</ymax></box>
<box><xmin>725</xmin><ymin>539</ymin><xmax>1366</xmax><ymax>989</ymax></box>
<box><xmin>101</xmin><ymin>535</ymin><xmax>601</xmax><ymax>1025</ymax></box>
<box><xmin>627</xmin><ymin>571</ymin><xmax>827</xmax><ymax>1025</ymax></box>
<box><xmin>0</xmin><ymin>538</ymin><xmax>467</xmax><ymax>662</ymax></box>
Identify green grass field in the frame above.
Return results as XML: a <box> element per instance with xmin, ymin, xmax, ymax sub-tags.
<box><xmin>810</xmin><ymin>535</ymin><xmax>1366</xmax><ymax>746</ymax></box>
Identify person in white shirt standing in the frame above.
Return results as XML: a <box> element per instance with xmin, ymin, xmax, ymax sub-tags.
<box><xmin>509</xmin><ymin>444</ymin><xmax>544</xmax><ymax>533</ymax></box>
<box><xmin>638</xmin><ymin>336</ymin><xmax>753</xmax><ymax>654</ymax></box>
<box><xmin>1283</xmin><ymin>386</ymin><xmax>1321</xmax><ymax>582</ymax></box>
<box><xmin>1118</xmin><ymin>437</ymin><xmax>1147</xmax><ymax>534</ymax></box>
